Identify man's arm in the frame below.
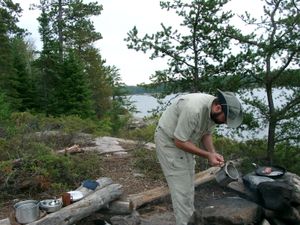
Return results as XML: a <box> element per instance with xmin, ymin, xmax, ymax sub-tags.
<box><xmin>201</xmin><ymin>133</ymin><xmax>216</xmax><ymax>153</ymax></box>
<box><xmin>174</xmin><ymin>137</ymin><xmax>224</xmax><ymax>166</ymax></box>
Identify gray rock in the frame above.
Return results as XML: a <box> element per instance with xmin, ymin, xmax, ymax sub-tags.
<box><xmin>188</xmin><ymin>196</ymin><xmax>263</xmax><ymax>225</ymax></box>
<box><xmin>110</xmin><ymin>211</ymin><xmax>141</xmax><ymax>225</ymax></box>
<box><xmin>258</xmin><ymin>181</ymin><xmax>293</xmax><ymax>211</ymax></box>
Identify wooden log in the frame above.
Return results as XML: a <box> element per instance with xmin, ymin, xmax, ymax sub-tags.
<box><xmin>194</xmin><ymin>166</ymin><xmax>221</xmax><ymax>186</ymax></box>
<box><xmin>61</xmin><ymin>145</ymin><xmax>84</xmax><ymax>154</ymax></box>
<box><xmin>0</xmin><ymin>218</ymin><xmax>11</xmax><ymax>225</ymax></box>
<box><xmin>129</xmin><ymin>186</ymin><xmax>169</xmax><ymax>210</ymax></box>
<box><xmin>27</xmin><ymin>183</ymin><xmax>123</xmax><ymax>225</ymax></box>
<box><xmin>129</xmin><ymin>166</ymin><xmax>221</xmax><ymax>210</ymax></box>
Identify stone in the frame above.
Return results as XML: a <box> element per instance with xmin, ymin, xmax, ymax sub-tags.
<box><xmin>110</xmin><ymin>210</ymin><xmax>141</xmax><ymax>225</ymax></box>
<box><xmin>258</xmin><ymin>181</ymin><xmax>293</xmax><ymax>211</ymax></box>
<box><xmin>278</xmin><ymin>172</ymin><xmax>300</xmax><ymax>205</ymax></box>
<box><xmin>242</xmin><ymin>173</ymin><xmax>275</xmax><ymax>191</ymax></box>
<box><xmin>188</xmin><ymin>196</ymin><xmax>263</xmax><ymax>225</ymax></box>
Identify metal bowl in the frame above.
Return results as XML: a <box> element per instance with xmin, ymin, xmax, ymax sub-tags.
<box><xmin>39</xmin><ymin>199</ymin><xmax>62</xmax><ymax>213</ymax></box>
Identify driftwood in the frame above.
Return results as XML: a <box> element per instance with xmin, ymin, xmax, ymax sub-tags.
<box><xmin>62</xmin><ymin>145</ymin><xmax>84</xmax><ymax>154</ymax></box>
<box><xmin>0</xmin><ymin>218</ymin><xmax>11</xmax><ymax>225</ymax></box>
<box><xmin>129</xmin><ymin>186</ymin><xmax>170</xmax><ymax>210</ymax></box>
<box><xmin>27</xmin><ymin>183</ymin><xmax>123</xmax><ymax>225</ymax></box>
<box><xmin>194</xmin><ymin>166</ymin><xmax>221</xmax><ymax>186</ymax></box>
<box><xmin>120</xmin><ymin>166</ymin><xmax>222</xmax><ymax>211</ymax></box>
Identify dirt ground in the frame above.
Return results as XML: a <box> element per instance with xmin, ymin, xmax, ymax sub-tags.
<box><xmin>1</xmin><ymin>151</ymin><xmax>238</xmax><ymax>225</ymax></box>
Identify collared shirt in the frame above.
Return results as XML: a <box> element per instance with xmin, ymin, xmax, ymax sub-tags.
<box><xmin>158</xmin><ymin>93</ymin><xmax>216</xmax><ymax>144</ymax></box>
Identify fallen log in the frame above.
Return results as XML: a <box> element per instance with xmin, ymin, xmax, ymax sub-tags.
<box><xmin>194</xmin><ymin>166</ymin><xmax>221</xmax><ymax>186</ymax></box>
<box><xmin>129</xmin><ymin>186</ymin><xmax>169</xmax><ymax>210</ymax></box>
<box><xmin>27</xmin><ymin>183</ymin><xmax>123</xmax><ymax>225</ymax></box>
<box><xmin>129</xmin><ymin>166</ymin><xmax>221</xmax><ymax>210</ymax></box>
<box><xmin>0</xmin><ymin>218</ymin><xmax>11</xmax><ymax>225</ymax></box>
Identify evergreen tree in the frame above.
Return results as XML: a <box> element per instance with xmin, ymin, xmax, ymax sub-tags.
<box><xmin>54</xmin><ymin>50</ymin><xmax>94</xmax><ymax>118</ymax></box>
<box><xmin>227</xmin><ymin>0</ymin><xmax>300</xmax><ymax>162</ymax></box>
<box><xmin>82</xmin><ymin>47</ymin><xmax>112</xmax><ymax>119</ymax></box>
<box><xmin>34</xmin><ymin>0</ymin><xmax>109</xmax><ymax>117</ymax></box>
<box><xmin>105</xmin><ymin>66</ymin><xmax>135</xmax><ymax>134</ymax></box>
<box><xmin>125</xmin><ymin>0</ymin><xmax>237</xmax><ymax>95</ymax></box>
<box><xmin>11</xmin><ymin>37</ymin><xmax>37</xmax><ymax>111</ymax></box>
<box><xmin>0</xmin><ymin>0</ymin><xmax>25</xmax><ymax>108</ymax></box>
<box><xmin>34</xmin><ymin>1</ymin><xmax>61</xmax><ymax>114</ymax></box>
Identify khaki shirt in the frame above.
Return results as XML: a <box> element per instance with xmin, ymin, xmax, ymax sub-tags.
<box><xmin>158</xmin><ymin>93</ymin><xmax>216</xmax><ymax>144</ymax></box>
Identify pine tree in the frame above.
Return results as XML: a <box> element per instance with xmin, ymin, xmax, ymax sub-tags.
<box><xmin>54</xmin><ymin>50</ymin><xmax>94</xmax><ymax>118</ymax></box>
<box><xmin>0</xmin><ymin>0</ymin><xmax>25</xmax><ymax>109</ymax></box>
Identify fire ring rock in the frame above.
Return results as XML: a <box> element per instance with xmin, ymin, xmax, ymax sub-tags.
<box><xmin>188</xmin><ymin>197</ymin><xmax>263</xmax><ymax>225</ymax></box>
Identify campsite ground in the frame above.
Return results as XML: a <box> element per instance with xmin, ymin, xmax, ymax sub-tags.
<box><xmin>76</xmin><ymin>152</ymin><xmax>238</xmax><ymax>225</ymax></box>
<box><xmin>0</xmin><ymin>143</ymin><xmax>237</xmax><ymax>225</ymax></box>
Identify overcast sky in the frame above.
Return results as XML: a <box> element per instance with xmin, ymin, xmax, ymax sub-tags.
<box><xmin>14</xmin><ymin>0</ymin><xmax>263</xmax><ymax>85</ymax></box>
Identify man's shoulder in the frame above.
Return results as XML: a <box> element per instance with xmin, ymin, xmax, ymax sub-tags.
<box><xmin>182</xmin><ymin>92</ymin><xmax>214</xmax><ymax>99</ymax></box>
<box><xmin>181</xmin><ymin>93</ymin><xmax>215</xmax><ymax>105</ymax></box>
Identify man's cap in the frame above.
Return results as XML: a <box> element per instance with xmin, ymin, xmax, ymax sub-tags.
<box><xmin>217</xmin><ymin>89</ymin><xmax>243</xmax><ymax>128</ymax></box>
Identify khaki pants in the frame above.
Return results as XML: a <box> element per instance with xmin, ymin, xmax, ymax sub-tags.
<box><xmin>155</xmin><ymin>127</ymin><xmax>195</xmax><ymax>225</ymax></box>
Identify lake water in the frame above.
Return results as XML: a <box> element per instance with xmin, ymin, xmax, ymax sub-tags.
<box><xmin>129</xmin><ymin>89</ymin><xmax>294</xmax><ymax>140</ymax></box>
<box><xmin>129</xmin><ymin>94</ymin><xmax>176</xmax><ymax>118</ymax></box>
<box><xmin>130</xmin><ymin>89</ymin><xmax>290</xmax><ymax>118</ymax></box>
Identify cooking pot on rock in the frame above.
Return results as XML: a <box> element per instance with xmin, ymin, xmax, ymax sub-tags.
<box><xmin>215</xmin><ymin>161</ymin><xmax>239</xmax><ymax>186</ymax></box>
<box><xmin>14</xmin><ymin>200</ymin><xmax>40</xmax><ymax>224</ymax></box>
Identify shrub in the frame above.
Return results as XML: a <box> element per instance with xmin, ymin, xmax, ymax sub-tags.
<box><xmin>0</xmin><ymin>143</ymin><xmax>104</xmax><ymax>199</ymax></box>
<box><xmin>0</xmin><ymin>93</ymin><xmax>11</xmax><ymax>121</ymax></box>
<box><xmin>274</xmin><ymin>143</ymin><xmax>300</xmax><ymax>174</ymax></box>
<box><xmin>132</xmin><ymin>148</ymin><xmax>164</xmax><ymax>180</ymax></box>
<box><xmin>119</xmin><ymin>123</ymin><xmax>156</xmax><ymax>143</ymax></box>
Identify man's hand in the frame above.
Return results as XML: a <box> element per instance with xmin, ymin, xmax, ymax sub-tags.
<box><xmin>208</xmin><ymin>152</ymin><xmax>224</xmax><ymax>167</ymax></box>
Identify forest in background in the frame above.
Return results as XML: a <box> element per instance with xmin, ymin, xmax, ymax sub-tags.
<box><xmin>0</xmin><ymin>0</ymin><xmax>132</xmax><ymax>123</ymax></box>
<box><xmin>0</xmin><ymin>0</ymin><xmax>299</xmax><ymax>179</ymax></box>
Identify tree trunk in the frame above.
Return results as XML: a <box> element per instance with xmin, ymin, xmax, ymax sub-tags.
<box><xmin>0</xmin><ymin>218</ymin><xmax>11</xmax><ymax>225</ymax></box>
<box><xmin>27</xmin><ymin>183</ymin><xmax>123</xmax><ymax>225</ymax></box>
<box><xmin>58</xmin><ymin>0</ymin><xmax>63</xmax><ymax>59</ymax></box>
<box><xmin>267</xmin><ymin>119</ymin><xmax>276</xmax><ymax>164</ymax></box>
<box><xmin>266</xmin><ymin>84</ymin><xmax>276</xmax><ymax>164</ymax></box>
